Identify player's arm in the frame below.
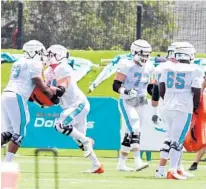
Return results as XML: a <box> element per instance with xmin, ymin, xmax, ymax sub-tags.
<box><xmin>202</xmin><ymin>77</ymin><xmax>206</xmax><ymax>90</ymax></box>
<box><xmin>29</xmin><ymin>61</ymin><xmax>56</xmax><ymax>100</ymax></box>
<box><xmin>158</xmin><ymin>69</ymin><xmax>166</xmax><ymax>100</ymax></box>
<box><xmin>32</xmin><ymin>77</ymin><xmax>53</xmax><ymax>99</ymax></box>
<box><xmin>192</xmin><ymin>87</ymin><xmax>201</xmax><ymax>114</ymax></box>
<box><xmin>112</xmin><ymin>61</ymin><xmax>137</xmax><ymax>97</ymax></box>
<box><xmin>191</xmin><ymin>69</ymin><xmax>203</xmax><ymax>113</ymax></box>
<box><xmin>50</xmin><ymin>76</ymin><xmax>69</xmax><ymax>97</ymax></box>
<box><xmin>159</xmin><ymin>82</ymin><xmax>166</xmax><ymax>100</ymax></box>
<box><xmin>49</xmin><ymin>65</ymin><xmax>73</xmax><ymax>97</ymax></box>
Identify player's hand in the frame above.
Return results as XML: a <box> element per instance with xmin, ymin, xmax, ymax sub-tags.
<box><xmin>56</xmin><ymin>86</ymin><xmax>66</xmax><ymax>97</ymax></box>
<box><xmin>193</xmin><ymin>107</ymin><xmax>198</xmax><ymax>115</ymax></box>
<box><xmin>49</xmin><ymin>86</ymin><xmax>65</xmax><ymax>97</ymax></box>
<box><xmin>50</xmin><ymin>95</ymin><xmax>60</xmax><ymax>104</ymax></box>
<box><xmin>127</xmin><ymin>89</ymin><xmax>138</xmax><ymax>98</ymax></box>
<box><xmin>152</xmin><ymin>115</ymin><xmax>161</xmax><ymax>124</ymax></box>
<box><xmin>28</xmin><ymin>97</ymin><xmax>34</xmax><ymax>102</ymax></box>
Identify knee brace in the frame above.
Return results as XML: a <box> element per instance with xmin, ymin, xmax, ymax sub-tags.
<box><xmin>160</xmin><ymin>140</ymin><xmax>171</xmax><ymax>159</ymax></box>
<box><xmin>1</xmin><ymin>132</ymin><xmax>12</xmax><ymax>144</ymax></box>
<box><xmin>55</xmin><ymin>123</ymin><xmax>73</xmax><ymax>136</ymax></box>
<box><xmin>121</xmin><ymin>133</ymin><xmax>131</xmax><ymax>153</ymax></box>
<box><xmin>10</xmin><ymin>133</ymin><xmax>23</xmax><ymax>146</ymax></box>
<box><xmin>74</xmin><ymin>139</ymin><xmax>84</xmax><ymax>151</ymax></box>
<box><xmin>130</xmin><ymin>132</ymin><xmax>140</xmax><ymax>149</ymax></box>
<box><xmin>170</xmin><ymin>141</ymin><xmax>183</xmax><ymax>152</ymax></box>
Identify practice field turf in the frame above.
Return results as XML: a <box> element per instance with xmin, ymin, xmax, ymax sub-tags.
<box><xmin>8</xmin><ymin>154</ymin><xmax>206</xmax><ymax>189</ymax></box>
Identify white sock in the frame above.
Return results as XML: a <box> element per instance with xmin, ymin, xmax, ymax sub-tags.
<box><xmin>169</xmin><ymin>148</ymin><xmax>181</xmax><ymax>171</ymax></box>
<box><xmin>158</xmin><ymin>165</ymin><xmax>166</xmax><ymax>174</ymax></box>
<box><xmin>70</xmin><ymin>127</ymin><xmax>88</xmax><ymax>144</ymax></box>
<box><xmin>88</xmin><ymin>151</ymin><xmax>100</xmax><ymax>167</ymax></box>
<box><xmin>4</xmin><ymin>152</ymin><xmax>15</xmax><ymax>162</ymax></box>
<box><xmin>118</xmin><ymin>154</ymin><xmax>127</xmax><ymax>164</ymax></box>
<box><xmin>134</xmin><ymin>151</ymin><xmax>141</xmax><ymax>161</ymax></box>
<box><xmin>177</xmin><ymin>151</ymin><xmax>183</xmax><ymax>170</ymax></box>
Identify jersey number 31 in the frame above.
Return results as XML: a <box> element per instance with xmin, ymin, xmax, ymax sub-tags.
<box><xmin>167</xmin><ymin>72</ymin><xmax>185</xmax><ymax>89</ymax></box>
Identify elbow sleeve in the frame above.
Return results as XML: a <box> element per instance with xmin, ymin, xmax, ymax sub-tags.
<box><xmin>147</xmin><ymin>84</ymin><xmax>154</xmax><ymax>96</ymax></box>
<box><xmin>152</xmin><ymin>84</ymin><xmax>160</xmax><ymax>101</ymax></box>
<box><xmin>113</xmin><ymin>80</ymin><xmax>122</xmax><ymax>93</ymax></box>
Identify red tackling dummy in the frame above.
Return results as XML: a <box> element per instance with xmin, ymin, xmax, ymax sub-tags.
<box><xmin>184</xmin><ymin>92</ymin><xmax>206</xmax><ymax>152</ymax></box>
<box><xmin>30</xmin><ymin>87</ymin><xmax>54</xmax><ymax>106</ymax></box>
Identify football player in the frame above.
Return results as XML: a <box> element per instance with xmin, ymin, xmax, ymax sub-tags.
<box><xmin>1</xmin><ymin>40</ymin><xmax>59</xmax><ymax>162</ymax></box>
<box><xmin>112</xmin><ymin>39</ymin><xmax>154</xmax><ymax>171</ymax></box>
<box><xmin>43</xmin><ymin>45</ymin><xmax>104</xmax><ymax>174</ymax></box>
<box><xmin>158</xmin><ymin>43</ymin><xmax>202</xmax><ymax>179</ymax></box>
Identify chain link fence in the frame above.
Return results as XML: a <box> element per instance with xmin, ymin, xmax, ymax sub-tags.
<box><xmin>1</xmin><ymin>1</ymin><xmax>206</xmax><ymax>53</ymax></box>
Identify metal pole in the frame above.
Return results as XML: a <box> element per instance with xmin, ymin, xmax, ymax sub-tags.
<box><xmin>136</xmin><ymin>4</ymin><xmax>143</xmax><ymax>40</ymax></box>
<box><xmin>35</xmin><ymin>148</ymin><xmax>59</xmax><ymax>189</ymax></box>
<box><xmin>17</xmin><ymin>0</ymin><xmax>23</xmax><ymax>49</ymax></box>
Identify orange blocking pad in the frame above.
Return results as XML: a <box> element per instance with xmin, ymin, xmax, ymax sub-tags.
<box><xmin>30</xmin><ymin>87</ymin><xmax>54</xmax><ymax>107</ymax></box>
<box><xmin>184</xmin><ymin>92</ymin><xmax>206</xmax><ymax>152</ymax></box>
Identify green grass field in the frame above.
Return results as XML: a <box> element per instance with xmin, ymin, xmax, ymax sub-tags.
<box><xmin>1</xmin><ymin>50</ymin><xmax>206</xmax><ymax>188</ymax></box>
<box><xmin>6</xmin><ymin>153</ymin><xmax>206</xmax><ymax>189</ymax></box>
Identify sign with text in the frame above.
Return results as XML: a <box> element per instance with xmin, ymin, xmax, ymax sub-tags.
<box><xmin>22</xmin><ymin>97</ymin><xmax>121</xmax><ymax>150</ymax></box>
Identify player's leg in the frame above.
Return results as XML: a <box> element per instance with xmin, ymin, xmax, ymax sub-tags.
<box><xmin>116</xmin><ymin>99</ymin><xmax>134</xmax><ymax>171</ymax></box>
<box><xmin>155</xmin><ymin>113</ymin><xmax>172</xmax><ymax>178</ymax></box>
<box><xmin>156</xmin><ymin>138</ymin><xmax>171</xmax><ymax>178</ymax></box>
<box><xmin>75</xmin><ymin>120</ymin><xmax>103</xmax><ymax>174</ymax></box>
<box><xmin>177</xmin><ymin>150</ymin><xmax>194</xmax><ymax>177</ymax></box>
<box><xmin>134</xmin><ymin>104</ymin><xmax>149</xmax><ymax>171</ymax></box>
<box><xmin>168</xmin><ymin>111</ymin><xmax>192</xmax><ymax>180</ymax></box>
<box><xmin>116</xmin><ymin>118</ymin><xmax>133</xmax><ymax>171</ymax></box>
<box><xmin>54</xmin><ymin>103</ymin><xmax>93</xmax><ymax>157</ymax></box>
<box><xmin>189</xmin><ymin>147</ymin><xmax>206</xmax><ymax>171</ymax></box>
<box><xmin>72</xmin><ymin>103</ymin><xmax>90</xmax><ymax>150</ymax></box>
<box><xmin>1</xmin><ymin>94</ymin><xmax>13</xmax><ymax>146</ymax></box>
<box><xmin>4</xmin><ymin>93</ymin><xmax>29</xmax><ymax>162</ymax></box>
<box><xmin>73</xmin><ymin>104</ymin><xmax>104</xmax><ymax>173</ymax></box>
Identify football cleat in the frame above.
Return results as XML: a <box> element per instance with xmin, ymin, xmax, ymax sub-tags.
<box><xmin>116</xmin><ymin>162</ymin><xmax>134</xmax><ymax>171</ymax></box>
<box><xmin>188</xmin><ymin>162</ymin><xmax>198</xmax><ymax>171</ymax></box>
<box><xmin>82</xmin><ymin>164</ymin><xmax>104</xmax><ymax>174</ymax></box>
<box><xmin>177</xmin><ymin>169</ymin><xmax>194</xmax><ymax>178</ymax></box>
<box><xmin>135</xmin><ymin>161</ymin><xmax>149</xmax><ymax>171</ymax></box>
<box><xmin>167</xmin><ymin>170</ymin><xmax>187</xmax><ymax>180</ymax></box>
<box><xmin>155</xmin><ymin>170</ymin><xmax>167</xmax><ymax>178</ymax></box>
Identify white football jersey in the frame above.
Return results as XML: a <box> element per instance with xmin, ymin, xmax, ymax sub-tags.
<box><xmin>44</xmin><ymin>62</ymin><xmax>88</xmax><ymax>109</ymax></box>
<box><xmin>117</xmin><ymin>58</ymin><xmax>154</xmax><ymax>99</ymax></box>
<box><xmin>4</xmin><ymin>58</ymin><xmax>43</xmax><ymax>100</ymax></box>
<box><xmin>160</xmin><ymin>62</ymin><xmax>203</xmax><ymax>113</ymax></box>
<box><xmin>154</xmin><ymin>63</ymin><xmax>168</xmax><ymax>84</ymax></box>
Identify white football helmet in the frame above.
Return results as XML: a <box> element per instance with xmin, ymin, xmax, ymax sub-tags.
<box><xmin>174</xmin><ymin>42</ymin><xmax>196</xmax><ymax>63</ymax></box>
<box><xmin>167</xmin><ymin>42</ymin><xmax>181</xmax><ymax>59</ymax></box>
<box><xmin>130</xmin><ymin>39</ymin><xmax>152</xmax><ymax>66</ymax></box>
<box><xmin>45</xmin><ymin>45</ymin><xmax>70</xmax><ymax>66</ymax></box>
<box><xmin>22</xmin><ymin>40</ymin><xmax>46</xmax><ymax>61</ymax></box>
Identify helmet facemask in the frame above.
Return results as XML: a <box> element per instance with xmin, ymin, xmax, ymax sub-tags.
<box><xmin>45</xmin><ymin>46</ymin><xmax>70</xmax><ymax>67</ymax></box>
<box><xmin>133</xmin><ymin>50</ymin><xmax>150</xmax><ymax>67</ymax></box>
<box><xmin>23</xmin><ymin>40</ymin><xmax>46</xmax><ymax>61</ymax></box>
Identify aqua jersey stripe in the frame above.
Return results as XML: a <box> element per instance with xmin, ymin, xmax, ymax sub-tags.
<box><xmin>16</xmin><ymin>94</ymin><xmax>26</xmax><ymax>136</ymax></box>
<box><xmin>179</xmin><ymin>113</ymin><xmax>192</xmax><ymax>144</ymax></box>
<box><xmin>119</xmin><ymin>99</ymin><xmax>132</xmax><ymax>132</ymax></box>
<box><xmin>63</xmin><ymin>103</ymin><xmax>85</xmax><ymax>125</ymax></box>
